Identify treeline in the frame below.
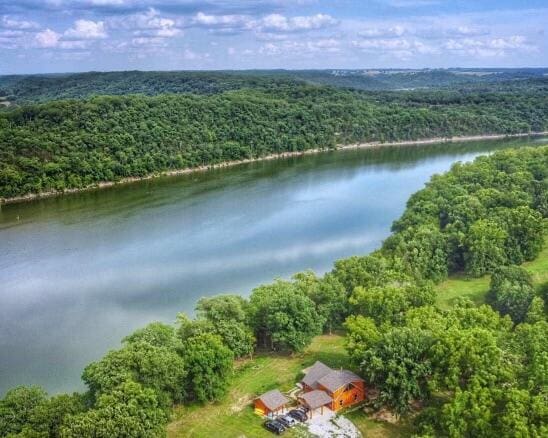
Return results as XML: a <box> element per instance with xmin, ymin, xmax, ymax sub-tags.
<box><xmin>1</xmin><ymin>84</ymin><xmax>547</xmax><ymax>199</ymax></box>
<box><xmin>0</xmin><ymin>71</ymin><xmax>304</xmax><ymax>103</ymax></box>
<box><xmin>1</xmin><ymin>69</ymin><xmax>547</xmax><ymax>103</ymax></box>
<box><xmin>1</xmin><ymin>146</ymin><xmax>546</xmax><ymax>437</ymax></box>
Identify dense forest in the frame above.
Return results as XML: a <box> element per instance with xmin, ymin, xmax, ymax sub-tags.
<box><xmin>1</xmin><ymin>83</ymin><xmax>546</xmax><ymax>200</ymax></box>
<box><xmin>1</xmin><ymin>69</ymin><xmax>547</xmax><ymax>104</ymax></box>
<box><xmin>1</xmin><ymin>146</ymin><xmax>546</xmax><ymax>437</ymax></box>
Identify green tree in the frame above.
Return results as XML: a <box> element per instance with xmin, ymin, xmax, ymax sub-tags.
<box><xmin>464</xmin><ymin>219</ymin><xmax>508</xmax><ymax>276</ymax></box>
<box><xmin>180</xmin><ymin>333</ymin><xmax>233</xmax><ymax>402</ymax></box>
<box><xmin>195</xmin><ymin>294</ymin><xmax>248</xmax><ymax>323</ymax></box>
<box><xmin>356</xmin><ymin>327</ymin><xmax>433</xmax><ymax>415</ymax></box>
<box><xmin>0</xmin><ymin>386</ymin><xmax>47</xmax><ymax>436</ymax></box>
<box><xmin>487</xmin><ymin>266</ymin><xmax>535</xmax><ymax>323</ymax></box>
<box><xmin>82</xmin><ymin>340</ymin><xmax>186</xmax><ymax>405</ymax></box>
<box><xmin>60</xmin><ymin>381</ymin><xmax>167</xmax><ymax>438</ymax></box>
<box><xmin>248</xmin><ymin>280</ymin><xmax>324</xmax><ymax>352</ymax></box>
<box><xmin>293</xmin><ymin>271</ymin><xmax>348</xmax><ymax>333</ymax></box>
<box><xmin>349</xmin><ymin>282</ymin><xmax>434</xmax><ymax>325</ymax></box>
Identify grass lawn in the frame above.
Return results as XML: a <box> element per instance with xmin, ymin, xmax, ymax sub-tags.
<box><xmin>167</xmin><ymin>334</ymin><xmax>409</xmax><ymax>438</ymax></box>
<box><xmin>435</xmin><ymin>232</ymin><xmax>548</xmax><ymax>309</ymax></box>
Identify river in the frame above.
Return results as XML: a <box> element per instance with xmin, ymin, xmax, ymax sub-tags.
<box><xmin>0</xmin><ymin>136</ymin><xmax>546</xmax><ymax>396</ymax></box>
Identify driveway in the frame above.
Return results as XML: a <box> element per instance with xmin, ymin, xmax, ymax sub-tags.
<box><xmin>306</xmin><ymin>409</ymin><xmax>361</xmax><ymax>438</ymax></box>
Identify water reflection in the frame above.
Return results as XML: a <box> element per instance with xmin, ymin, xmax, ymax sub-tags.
<box><xmin>0</xmin><ymin>137</ymin><xmax>545</xmax><ymax>395</ymax></box>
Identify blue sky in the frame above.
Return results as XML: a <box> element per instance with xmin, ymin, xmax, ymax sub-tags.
<box><xmin>0</xmin><ymin>1</ymin><xmax>546</xmax><ymax>74</ymax></box>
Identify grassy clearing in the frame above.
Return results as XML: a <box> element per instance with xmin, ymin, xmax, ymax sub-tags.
<box><xmin>435</xmin><ymin>232</ymin><xmax>548</xmax><ymax>309</ymax></box>
<box><xmin>167</xmin><ymin>334</ymin><xmax>407</xmax><ymax>438</ymax></box>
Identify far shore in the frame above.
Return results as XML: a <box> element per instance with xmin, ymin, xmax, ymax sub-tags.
<box><xmin>2</xmin><ymin>131</ymin><xmax>547</xmax><ymax>205</ymax></box>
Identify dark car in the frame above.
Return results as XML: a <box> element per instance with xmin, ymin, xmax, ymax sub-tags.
<box><xmin>264</xmin><ymin>419</ymin><xmax>286</xmax><ymax>435</ymax></box>
<box><xmin>276</xmin><ymin>414</ymin><xmax>298</xmax><ymax>428</ymax></box>
<box><xmin>287</xmin><ymin>409</ymin><xmax>307</xmax><ymax>422</ymax></box>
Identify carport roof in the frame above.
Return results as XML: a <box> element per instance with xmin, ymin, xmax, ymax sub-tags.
<box><xmin>300</xmin><ymin>390</ymin><xmax>333</xmax><ymax>409</ymax></box>
<box><xmin>257</xmin><ymin>389</ymin><xmax>290</xmax><ymax>411</ymax></box>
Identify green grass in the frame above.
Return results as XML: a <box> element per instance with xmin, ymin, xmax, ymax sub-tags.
<box><xmin>435</xmin><ymin>232</ymin><xmax>548</xmax><ymax>309</ymax></box>
<box><xmin>167</xmin><ymin>334</ymin><xmax>407</xmax><ymax>438</ymax></box>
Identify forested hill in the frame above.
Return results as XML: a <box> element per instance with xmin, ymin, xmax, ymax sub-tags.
<box><xmin>1</xmin><ymin>84</ymin><xmax>547</xmax><ymax>199</ymax></box>
<box><xmin>0</xmin><ymin>71</ymin><xmax>303</xmax><ymax>104</ymax></box>
<box><xmin>1</xmin><ymin>68</ymin><xmax>547</xmax><ymax>104</ymax></box>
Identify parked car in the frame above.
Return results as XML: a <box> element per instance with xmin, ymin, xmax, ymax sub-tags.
<box><xmin>288</xmin><ymin>409</ymin><xmax>307</xmax><ymax>422</ymax></box>
<box><xmin>264</xmin><ymin>419</ymin><xmax>286</xmax><ymax>435</ymax></box>
<box><xmin>277</xmin><ymin>414</ymin><xmax>298</xmax><ymax>428</ymax></box>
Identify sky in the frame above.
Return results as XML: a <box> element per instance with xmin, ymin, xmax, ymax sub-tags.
<box><xmin>0</xmin><ymin>1</ymin><xmax>546</xmax><ymax>74</ymax></box>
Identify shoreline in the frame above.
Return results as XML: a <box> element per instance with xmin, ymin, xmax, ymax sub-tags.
<box><xmin>2</xmin><ymin>131</ymin><xmax>547</xmax><ymax>205</ymax></box>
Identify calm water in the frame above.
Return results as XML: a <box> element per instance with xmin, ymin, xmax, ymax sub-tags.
<box><xmin>0</xmin><ymin>137</ymin><xmax>546</xmax><ymax>395</ymax></box>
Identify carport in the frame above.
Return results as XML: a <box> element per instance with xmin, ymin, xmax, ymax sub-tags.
<box><xmin>298</xmin><ymin>390</ymin><xmax>333</xmax><ymax>418</ymax></box>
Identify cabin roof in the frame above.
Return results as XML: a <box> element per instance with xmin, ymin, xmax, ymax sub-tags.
<box><xmin>299</xmin><ymin>390</ymin><xmax>333</xmax><ymax>409</ymax></box>
<box><xmin>301</xmin><ymin>361</ymin><xmax>333</xmax><ymax>389</ymax></box>
<box><xmin>318</xmin><ymin>370</ymin><xmax>364</xmax><ymax>392</ymax></box>
<box><xmin>256</xmin><ymin>389</ymin><xmax>290</xmax><ymax>411</ymax></box>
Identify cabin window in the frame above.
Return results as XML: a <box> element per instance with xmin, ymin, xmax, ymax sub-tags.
<box><xmin>354</xmin><ymin>393</ymin><xmax>358</xmax><ymax>401</ymax></box>
<box><xmin>339</xmin><ymin>399</ymin><xmax>343</xmax><ymax>406</ymax></box>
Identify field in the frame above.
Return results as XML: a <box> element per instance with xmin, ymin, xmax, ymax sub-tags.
<box><xmin>168</xmin><ymin>233</ymin><xmax>547</xmax><ymax>437</ymax></box>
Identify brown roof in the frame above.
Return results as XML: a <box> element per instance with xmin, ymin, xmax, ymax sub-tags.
<box><xmin>257</xmin><ymin>389</ymin><xmax>290</xmax><ymax>411</ymax></box>
<box><xmin>318</xmin><ymin>370</ymin><xmax>364</xmax><ymax>393</ymax></box>
<box><xmin>299</xmin><ymin>390</ymin><xmax>333</xmax><ymax>409</ymax></box>
<box><xmin>301</xmin><ymin>361</ymin><xmax>333</xmax><ymax>389</ymax></box>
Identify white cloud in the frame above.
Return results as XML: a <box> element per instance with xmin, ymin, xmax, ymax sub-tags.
<box><xmin>111</xmin><ymin>8</ymin><xmax>181</xmax><ymax>38</ymax></box>
<box><xmin>64</xmin><ymin>20</ymin><xmax>107</xmax><ymax>40</ymax></box>
<box><xmin>34</xmin><ymin>29</ymin><xmax>60</xmax><ymax>48</ymax></box>
<box><xmin>259</xmin><ymin>38</ymin><xmax>341</xmax><ymax>56</ymax></box>
<box><xmin>359</xmin><ymin>26</ymin><xmax>406</xmax><ymax>38</ymax></box>
<box><xmin>259</xmin><ymin>13</ymin><xmax>337</xmax><ymax>32</ymax></box>
<box><xmin>189</xmin><ymin>12</ymin><xmax>337</xmax><ymax>35</ymax></box>
<box><xmin>193</xmin><ymin>12</ymin><xmax>249</xmax><ymax>28</ymax></box>
<box><xmin>443</xmin><ymin>35</ymin><xmax>536</xmax><ymax>57</ymax></box>
<box><xmin>131</xmin><ymin>36</ymin><xmax>167</xmax><ymax>47</ymax></box>
<box><xmin>352</xmin><ymin>37</ymin><xmax>438</xmax><ymax>59</ymax></box>
<box><xmin>1</xmin><ymin>16</ymin><xmax>40</xmax><ymax>30</ymax></box>
<box><xmin>89</xmin><ymin>0</ymin><xmax>127</xmax><ymax>5</ymax></box>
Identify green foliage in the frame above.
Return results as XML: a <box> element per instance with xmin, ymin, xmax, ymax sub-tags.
<box><xmin>331</xmin><ymin>254</ymin><xmax>410</xmax><ymax>296</ymax></box>
<box><xmin>389</xmin><ymin>147</ymin><xmax>548</xmax><ymax>278</ymax></box>
<box><xmin>196</xmin><ymin>294</ymin><xmax>249</xmax><ymax>323</ymax></box>
<box><xmin>349</xmin><ymin>282</ymin><xmax>435</xmax><ymax>325</ymax></box>
<box><xmin>434</xmin><ymin>384</ymin><xmax>548</xmax><ymax>438</ymax></box>
<box><xmin>358</xmin><ymin>327</ymin><xmax>433</xmax><ymax>415</ymax></box>
<box><xmin>59</xmin><ymin>381</ymin><xmax>167</xmax><ymax>438</ymax></box>
<box><xmin>248</xmin><ymin>279</ymin><xmax>324</xmax><ymax>352</ymax></box>
<box><xmin>0</xmin><ymin>389</ymin><xmax>85</xmax><ymax>438</ymax></box>
<box><xmin>0</xmin><ymin>386</ymin><xmax>47</xmax><ymax>436</ymax></box>
<box><xmin>465</xmin><ymin>219</ymin><xmax>508</xmax><ymax>276</ymax></box>
<box><xmin>192</xmin><ymin>295</ymin><xmax>255</xmax><ymax>358</ymax></box>
<box><xmin>179</xmin><ymin>333</ymin><xmax>233</xmax><ymax>403</ymax></box>
<box><xmin>487</xmin><ymin>266</ymin><xmax>536</xmax><ymax>323</ymax></box>
<box><xmin>82</xmin><ymin>339</ymin><xmax>187</xmax><ymax>406</ymax></box>
<box><xmin>1</xmin><ymin>84</ymin><xmax>546</xmax><ymax>199</ymax></box>
<box><xmin>293</xmin><ymin>271</ymin><xmax>348</xmax><ymax>333</ymax></box>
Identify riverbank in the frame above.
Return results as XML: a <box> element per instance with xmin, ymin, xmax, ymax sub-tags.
<box><xmin>2</xmin><ymin>131</ymin><xmax>547</xmax><ymax>205</ymax></box>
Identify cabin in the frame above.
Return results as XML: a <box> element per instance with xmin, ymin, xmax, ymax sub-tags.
<box><xmin>299</xmin><ymin>361</ymin><xmax>365</xmax><ymax>416</ymax></box>
<box><xmin>254</xmin><ymin>389</ymin><xmax>290</xmax><ymax>417</ymax></box>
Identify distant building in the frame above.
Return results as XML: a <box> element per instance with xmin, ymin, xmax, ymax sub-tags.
<box><xmin>299</xmin><ymin>361</ymin><xmax>365</xmax><ymax>417</ymax></box>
